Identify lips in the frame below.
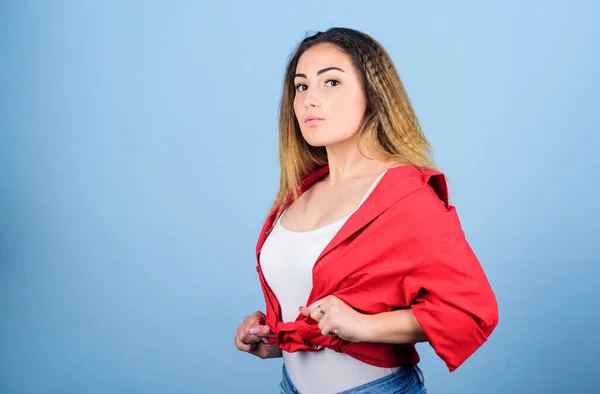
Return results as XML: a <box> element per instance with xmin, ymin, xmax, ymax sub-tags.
<box><xmin>304</xmin><ymin>115</ymin><xmax>325</xmax><ymax>125</ymax></box>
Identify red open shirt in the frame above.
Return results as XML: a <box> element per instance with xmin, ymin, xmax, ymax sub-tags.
<box><xmin>255</xmin><ymin>165</ymin><xmax>498</xmax><ymax>372</ymax></box>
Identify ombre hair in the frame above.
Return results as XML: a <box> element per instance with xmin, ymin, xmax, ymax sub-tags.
<box><xmin>271</xmin><ymin>27</ymin><xmax>435</xmax><ymax>215</ymax></box>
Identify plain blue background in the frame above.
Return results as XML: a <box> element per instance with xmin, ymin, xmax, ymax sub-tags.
<box><xmin>1</xmin><ymin>1</ymin><xmax>598</xmax><ymax>393</ymax></box>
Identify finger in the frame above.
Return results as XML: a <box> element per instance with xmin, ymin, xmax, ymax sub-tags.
<box><xmin>243</xmin><ymin>334</ymin><xmax>261</xmax><ymax>344</ymax></box>
<box><xmin>244</xmin><ymin>311</ymin><xmax>266</xmax><ymax>326</ymax></box>
<box><xmin>240</xmin><ymin>331</ymin><xmax>262</xmax><ymax>345</ymax></box>
<box><xmin>253</xmin><ymin>324</ymin><xmax>272</xmax><ymax>337</ymax></box>
<box><xmin>234</xmin><ymin>334</ymin><xmax>253</xmax><ymax>352</ymax></box>
<box><xmin>309</xmin><ymin>300</ymin><xmax>331</xmax><ymax>321</ymax></box>
<box><xmin>313</xmin><ymin>306</ymin><xmax>326</xmax><ymax>322</ymax></box>
<box><xmin>245</xmin><ymin>325</ymin><xmax>271</xmax><ymax>343</ymax></box>
<box><xmin>317</xmin><ymin>308</ymin><xmax>340</xmax><ymax>337</ymax></box>
<box><xmin>251</xmin><ymin>310</ymin><xmax>266</xmax><ymax>322</ymax></box>
<box><xmin>236</xmin><ymin>325</ymin><xmax>251</xmax><ymax>342</ymax></box>
<box><xmin>299</xmin><ymin>305</ymin><xmax>322</xmax><ymax>322</ymax></box>
<box><xmin>310</xmin><ymin>295</ymin><xmax>336</xmax><ymax>314</ymax></box>
<box><xmin>247</xmin><ymin>325</ymin><xmax>273</xmax><ymax>342</ymax></box>
<box><xmin>318</xmin><ymin>313</ymin><xmax>333</xmax><ymax>336</ymax></box>
<box><xmin>306</xmin><ymin>296</ymin><xmax>330</xmax><ymax>312</ymax></box>
<box><xmin>303</xmin><ymin>305</ymin><xmax>322</xmax><ymax>322</ymax></box>
<box><xmin>237</xmin><ymin>324</ymin><xmax>260</xmax><ymax>345</ymax></box>
<box><xmin>299</xmin><ymin>306</ymin><xmax>310</xmax><ymax>317</ymax></box>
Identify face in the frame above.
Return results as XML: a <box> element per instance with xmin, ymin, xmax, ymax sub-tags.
<box><xmin>293</xmin><ymin>43</ymin><xmax>368</xmax><ymax>147</ymax></box>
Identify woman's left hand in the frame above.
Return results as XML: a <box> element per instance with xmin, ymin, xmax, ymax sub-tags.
<box><xmin>299</xmin><ymin>295</ymin><xmax>370</xmax><ymax>343</ymax></box>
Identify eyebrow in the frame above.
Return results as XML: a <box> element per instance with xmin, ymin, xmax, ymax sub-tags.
<box><xmin>294</xmin><ymin>67</ymin><xmax>345</xmax><ymax>79</ymax></box>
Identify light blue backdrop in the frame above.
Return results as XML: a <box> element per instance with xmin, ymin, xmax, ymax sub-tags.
<box><xmin>1</xmin><ymin>1</ymin><xmax>598</xmax><ymax>393</ymax></box>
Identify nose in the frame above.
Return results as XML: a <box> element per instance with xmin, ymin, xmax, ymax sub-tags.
<box><xmin>303</xmin><ymin>92</ymin><xmax>321</xmax><ymax>109</ymax></box>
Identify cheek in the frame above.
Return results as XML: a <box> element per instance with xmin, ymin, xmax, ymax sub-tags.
<box><xmin>331</xmin><ymin>93</ymin><xmax>366</xmax><ymax>129</ymax></box>
<box><xmin>348</xmin><ymin>85</ymin><xmax>368</xmax><ymax>115</ymax></box>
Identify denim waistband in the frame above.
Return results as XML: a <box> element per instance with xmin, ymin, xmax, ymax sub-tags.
<box><xmin>280</xmin><ymin>363</ymin><xmax>426</xmax><ymax>394</ymax></box>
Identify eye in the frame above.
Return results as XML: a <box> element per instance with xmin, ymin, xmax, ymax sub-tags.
<box><xmin>325</xmin><ymin>79</ymin><xmax>340</xmax><ymax>87</ymax></box>
<box><xmin>295</xmin><ymin>83</ymin><xmax>307</xmax><ymax>92</ymax></box>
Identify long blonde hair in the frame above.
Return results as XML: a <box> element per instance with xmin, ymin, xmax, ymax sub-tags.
<box><xmin>271</xmin><ymin>27</ymin><xmax>435</xmax><ymax>215</ymax></box>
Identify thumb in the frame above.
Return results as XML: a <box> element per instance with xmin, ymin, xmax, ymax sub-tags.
<box><xmin>249</xmin><ymin>324</ymin><xmax>272</xmax><ymax>337</ymax></box>
<box><xmin>299</xmin><ymin>306</ymin><xmax>309</xmax><ymax>317</ymax></box>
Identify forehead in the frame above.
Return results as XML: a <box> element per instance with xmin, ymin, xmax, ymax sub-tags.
<box><xmin>295</xmin><ymin>43</ymin><xmax>354</xmax><ymax>74</ymax></box>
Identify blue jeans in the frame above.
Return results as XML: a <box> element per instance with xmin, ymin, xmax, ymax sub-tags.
<box><xmin>280</xmin><ymin>363</ymin><xmax>427</xmax><ymax>394</ymax></box>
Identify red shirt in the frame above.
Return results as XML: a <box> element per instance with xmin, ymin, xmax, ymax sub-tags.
<box><xmin>255</xmin><ymin>164</ymin><xmax>498</xmax><ymax>372</ymax></box>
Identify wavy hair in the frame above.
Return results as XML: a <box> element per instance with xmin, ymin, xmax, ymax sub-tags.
<box><xmin>271</xmin><ymin>27</ymin><xmax>435</xmax><ymax>215</ymax></box>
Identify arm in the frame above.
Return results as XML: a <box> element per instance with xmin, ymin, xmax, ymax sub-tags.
<box><xmin>301</xmin><ymin>300</ymin><xmax>428</xmax><ymax>344</ymax></box>
<box><xmin>360</xmin><ymin>308</ymin><xmax>428</xmax><ymax>344</ymax></box>
<box><xmin>302</xmin><ymin>203</ymin><xmax>498</xmax><ymax>371</ymax></box>
<box><xmin>401</xmin><ymin>205</ymin><xmax>499</xmax><ymax>371</ymax></box>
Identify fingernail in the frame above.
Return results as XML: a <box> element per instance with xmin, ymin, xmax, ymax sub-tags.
<box><xmin>250</xmin><ymin>327</ymin><xmax>260</xmax><ymax>335</ymax></box>
<box><xmin>261</xmin><ymin>338</ymin><xmax>269</xmax><ymax>343</ymax></box>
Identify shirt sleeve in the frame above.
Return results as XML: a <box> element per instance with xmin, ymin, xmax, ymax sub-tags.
<box><xmin>402</xmin><ymin>198</ymin><xmax>499</xmax><ymax>372</ymax></box>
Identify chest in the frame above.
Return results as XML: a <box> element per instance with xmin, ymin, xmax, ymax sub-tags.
<box><xmin>280</xmin><ymin>175</ymin><xmax>380</xmax><ymax>232</ymax></box>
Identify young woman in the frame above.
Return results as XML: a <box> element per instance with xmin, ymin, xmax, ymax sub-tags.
<box><xmin>234</xmin><ymin>27</ymin><xmax>498</xmax><ymax>394</ymax></box>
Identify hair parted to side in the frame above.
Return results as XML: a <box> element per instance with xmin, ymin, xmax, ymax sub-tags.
<box><xmin>271</xmin><ymin>27</ymin><xmax>436</xmax><ymax>215</ymax></box>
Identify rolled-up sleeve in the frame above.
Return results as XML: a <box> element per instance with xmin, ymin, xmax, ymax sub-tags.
<box><xmin>403</xmin><ymin>205</ymin><xmax>499</xmax><ymax>372</ymax></box>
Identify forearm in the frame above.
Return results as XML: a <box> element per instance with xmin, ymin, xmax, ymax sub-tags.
<box><xmin>360</xmin><ymin>308</ymin><xmax>428</xmax><ymax>344</ymax></box>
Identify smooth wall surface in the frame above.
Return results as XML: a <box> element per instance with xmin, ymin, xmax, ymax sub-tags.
<box><xmin>1</xmin><ymin>1</ymin><xmax>598</xmax><ymax>393</ymax></box>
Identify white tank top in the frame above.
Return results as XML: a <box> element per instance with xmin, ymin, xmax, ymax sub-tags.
<box><xmin>260</xmin><ymin>169</ymin><xmax>399</xmax><ymax>394</ymax></box>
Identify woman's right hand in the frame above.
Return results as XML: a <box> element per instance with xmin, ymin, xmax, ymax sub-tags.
<box><xmin>234</xmin><ymin>311</ymin><xmax>282</xmax><ymax>359</ymax></box>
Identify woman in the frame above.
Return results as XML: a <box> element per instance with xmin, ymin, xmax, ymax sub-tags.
<box><xmin>234</xmin><ymin>27</ymin><xmax>498</xmax><ymax>394</ymax></box>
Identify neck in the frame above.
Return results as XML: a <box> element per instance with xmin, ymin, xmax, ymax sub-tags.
<box><xmin>324</xmin><ymin>135</ymin><xmax>393</xmax><ymax>185</ymax></box>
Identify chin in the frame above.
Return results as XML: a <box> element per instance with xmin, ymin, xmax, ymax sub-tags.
<box><xmin>303</xmin><ymin>138</ymin><xmax>327</xmax><ymax>147</ymax></box>
<box><xmin>301</xmin><ymin>129</ymin><xmax>347</xmax><ymax>148</ymax></box>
